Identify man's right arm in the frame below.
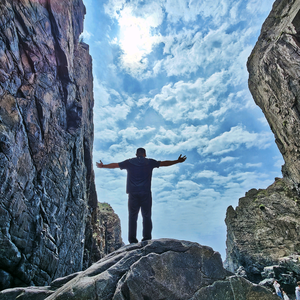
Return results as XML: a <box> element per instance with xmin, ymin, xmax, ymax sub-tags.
<box><xmin>96</xmin><ymin>160</ymin><xmax>120</xmax><ymax>169</ymax></box>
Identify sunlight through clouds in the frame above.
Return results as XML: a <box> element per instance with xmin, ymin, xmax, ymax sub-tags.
<box><xmin>84</xmin><ymin>0</ymin><xmax>281</xmax><ymax>258</ymax></box>
<box><xmin>114</xmin><ymin>3</ymin><xmax>163</xmax><ymax>75</ymax></box>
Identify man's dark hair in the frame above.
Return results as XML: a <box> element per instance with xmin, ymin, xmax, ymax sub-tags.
<box><xmin>136</xmin><ymin>148</ymin><xmax>146</xmax><ymax>156</ymax></box>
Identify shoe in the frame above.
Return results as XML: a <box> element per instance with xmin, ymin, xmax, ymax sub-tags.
<box><xmin>129</xmin><ymin>238</ymin><xmax>138</xmax><ymax>244</ymax></box>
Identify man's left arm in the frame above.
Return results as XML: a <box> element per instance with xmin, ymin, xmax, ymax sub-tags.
<box><xmin>160</xmin><ymin>154</ymin><xmax>187</xmax><ymax>167</ymax></box>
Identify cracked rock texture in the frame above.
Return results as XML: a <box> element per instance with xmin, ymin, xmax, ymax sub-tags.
<box><xmin>83</xmin><ymin>203</ymin><xmax>124</xmax><ymax>270</ymax></box>
<box><xmin>248</xmin><ymin>0</ymin><xmax>300</xmax><ymax>188</ymax></box>
<box><xmin>225</xmin><ymin>0</ymin><xmax>300</xmax><ymax>288</ymax></box>
<box><xmin>0</xmin><ymin>239</ymin><xmax>280</xmax><ymax>300</ymax></box>
<box><xmin>97</xmin><ymin>203</ymin><xmax>124</xmax><ymax>255</ymax></box>
<box><xmin>0</xmin><ymin>0</ymin><xmax>122</xmax><ymax>290</ymax></box>
<box><xmin>225</xmin><ymin>179</ymin><xmax>300</xmax><ymax>281</ymax></box>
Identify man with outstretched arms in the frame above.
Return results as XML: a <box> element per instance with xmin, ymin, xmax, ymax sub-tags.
<box><xmin>96</xmin><ymin>148</ymin><xmax>187</xmax><ymax>244</ymax></box>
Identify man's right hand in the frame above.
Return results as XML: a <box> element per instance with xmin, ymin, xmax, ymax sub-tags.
<box><xmin>96</xmin><ymin>160</ymin><xmax>104</xmax><ymax>168</ymax></box>
<box><xmin>96</xmin><ymin>161</ymin><xmax>120</xmax><ymax>169</ymax></box>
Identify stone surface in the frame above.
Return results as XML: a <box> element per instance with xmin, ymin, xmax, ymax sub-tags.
<box><xmin>0</xmin><ymin>0</ymin><xmax>122</xmax><ymax>290</ymax></box>
<box><xmin>226</xmin><ymin>0</ymin><xmax>300</xmax><ymax>293</ymax></box>
<box><xmin>98</xmin><ymin>203</ymin><xmax>124</xmax><ymax>255</ymax></box>
<box><xmin>225</xmin><ymin>178</ymin><xmax>300</xmax><ymax>282</ymax></box>
<box><xmin>247</xmin><ymin>0</ymin><xmax>300</xmax><ymax>190</ymax></box>
<box><xmin>259</xmin><ymin>256</ymin><xmax>300</xmax><ymax>295</ymax></box>
<box><xmin>83</xmin><ymin>203</ymin><xmax>124</xmax><ymax>268</ymax></box>
<box><xmin>190</xmin><ymin>276</ymin><xmax>279</xmax><ymax>300</ymax></box>
<box><xmin>0</xmin><ymin>239</ymin><xmax>279</xmax><ymax>300</ymax></box>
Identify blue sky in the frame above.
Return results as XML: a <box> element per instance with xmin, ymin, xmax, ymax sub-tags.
<box><xmin>82</xmin><ymin>0</ymin><xmax>282</xmax><ymax>259</ymax></box>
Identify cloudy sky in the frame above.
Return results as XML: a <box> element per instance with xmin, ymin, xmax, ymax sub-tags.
<box><xmin>82</xmin><ymin>0</ymin><xmax>282</xmax><ymax>259</ymax></box>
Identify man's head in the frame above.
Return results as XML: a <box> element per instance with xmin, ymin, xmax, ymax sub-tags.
<box><xmin>298</xmin><ymin>281</ymin><xmax>300</xmax><ymax>286</ymax></box>
<box><xmin>136</xmin><ymin>148</ymin><xmax>146</xmax><ymax>157</ymax></box>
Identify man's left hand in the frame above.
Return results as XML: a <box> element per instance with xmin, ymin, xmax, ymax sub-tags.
<box><xmin>178</xmin><ymin>154</ymin><xmax>187</xmax><ymax>163</ymax></box>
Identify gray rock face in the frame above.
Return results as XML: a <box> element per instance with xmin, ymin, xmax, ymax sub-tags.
<box><xmin>190</xmin><ymin>276</ymin><xmax>279</xmax><ymax>300</ymax></box>
<box><xmin>83</xmin><ymin>203</ymin><xmax>124</xmax><ymax>268</ymax></box>
<box><xmin>225</xmin><ymin>179</ymin><xmax>300</xmax><ymax>281</ymax></box>
<box><xmin>0</xmin><ymin>0</ymin><xmax>122</xmax><ymax>290</ymax></box>
<box><xmin>247</xmin><ymin>0</ymin><xmax>300</xmax><ymax>189</ymax></box>
<box><xmin>225</xmin><ymin>0</ymin><xmax>300</xmax><ymax>290</ymax></box>
<box><xmin>0</xmin><ymin>239</ymin><xmax>279</xmax><ymax>300</ymax></box>
<box><xmin>97</xmin><ymin>203</ymin><xmax>124</xmax><ymax>255</ymax></box>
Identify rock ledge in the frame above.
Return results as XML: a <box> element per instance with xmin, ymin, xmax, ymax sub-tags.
<box><xmin>0</xmin><ymin>239</ymin><xmax>279</xmax><ymax>300</ymax></box>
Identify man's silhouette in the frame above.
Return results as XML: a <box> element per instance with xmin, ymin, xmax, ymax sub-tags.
<box><xmin>96</xmin><ymin>148</ymin><xmax>187</xmax><ymax>244</ymax></box>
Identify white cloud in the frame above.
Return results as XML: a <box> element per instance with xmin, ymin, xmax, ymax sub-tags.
<box><xmin>103</xmin><ymin>0</ymin><xmax>273</xmax><ymax>80</ymax></box>
<box><xmin>118</xmin><ymin>126</ymin><xmax>156</xmax><ymax>140</ymax></box>
<box><xmin>137</xmin><ymin>97</ymin><xmax>151</xmax><ymax>107</ymax></box>
<box><xmin>105</xmin><ymin>1</ymin><xmax>164</xmax><ymax>76</ymax></box>
<box><xmin>219</xmin><ymin>156</ymin><xmax>238</xmax><ymax>164</ymax></box>
<box><xmin>80</xmin><ymin>29</ymin><xmax>93</xmax><ymax>41</ymax></box>
<box><xmin>194</xmin><ymin>168</ymin><xmax>272</xmax><ymax>192</ymax></box>
<box><xmin>195</xmin><ymin>170</ymin><xmax>229</xmax><ymax>186</ymax></box>
<box><xmin>150</xmin><ymin>73</ymin><xmax>228</xmax><ymax>123</ymax></box>
<box><xmin>145</xmin><ymin>124</ymin><xmax>209</xmax><ymax>155</ymax></box>
<box><xmin>158</xmin><ymin>24</ymin><xmax>253</xmax><ymax>79</ymax></box>
<box><xmin>104</xmin><ymin>0</ymin><xmax>126</xmax><ymax>18</ymax></box>
<box><xmin>163</xmin><ymin>0</ymin><xmax>272</xmax><ymax>27</ymax></box>
<box><xmin>258</xmin><ymin>117</ymin><xmax>269</xmax><ymax>126</ymax></box>
<box><xmin>93</xmin><ymin>77</ymin><xmax>110</xmax><ymax>107</ymax></box>
<box><xmin>94</xmin><ymin>103</ymin><xmax>131</xmax><ymax>138</ymax></box>
<box><xmin>95</xmin><ymin>129</ymin><xmax>118</xmax><ymax>142</ymax></box>
<box><xmin>273</xmin><ymin>155</ymin><xmax>284</xmax><ymax>169</ymax></box>
<box><xmin>202</xmin><ymin>126</ymin><xmax>272</xmax><ymax>156</ymax></box>
<box><xmin>245</xmin><ymin>162</ymin><xmax>262</xmax><ymax>168</ymax></box>
<box><xmin>164</xmin><ymin>0</ymin><xmax>235</xmax><ymax>25</ymax></box>
<box><xmin>246</xmin><ymin>0</ymin><xmax>274</xmax><ymax>15</ymax></box>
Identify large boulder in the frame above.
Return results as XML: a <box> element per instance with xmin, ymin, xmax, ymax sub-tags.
<box><xmin>0</xmin><ymin>239</ymin><xmax>280</xmax><ymax>300</ymax></box>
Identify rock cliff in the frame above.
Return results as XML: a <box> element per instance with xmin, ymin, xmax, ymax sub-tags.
<box><xmin>225</xmin><ymin>0</ymin><xmax>300</xmax><ymax>292</ymax></box>
<box><xmin>248</xmin><ymin>0</ymin><xmax>300</xmax><ymax>188</ymax></box>
<box><xmin>97</xmin><ymin>203</ymin><xmax>124</xmax><ymax>255</ymax></box>
<box><xmin>83</xmin><ymin>203</ymin><xmax>124</xmax><ymax>269</ymax></box>
<box><xmin>0</xmin><ymin>239</ymin><xmax>280</xmax><ymax>300</ymax></box>
<box><xmin>0</xmin><ymin>0</ymin><xmax>122</xmax><ymax>290</ymax></box>
<box><xmin>225</xmin><ymin>179</ymin><xmax>300</xmax><ymax>279</ymax></box>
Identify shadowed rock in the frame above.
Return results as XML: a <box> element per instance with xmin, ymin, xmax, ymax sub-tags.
<box><xmin>0</xmin><ymin>0</ymin><xmax>122</xmax><ymax>290</ymax></box>
<box><xmin>0</xmin><ymin>239</ymin><xmax>279</xmax><ymax>300</ymax></box>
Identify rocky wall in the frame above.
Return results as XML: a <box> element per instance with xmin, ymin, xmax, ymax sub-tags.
<box><xmin>225</xmin><ymin>0</ymin><xmax>300</xmax><ymax>290</ymax></box>
<box><xmin>0</xmin><ymin>0</ymin><xmax>122</xmax><ymax>290</ymax></box>
<box><xmin>248</xmin><ymin>0</ymin><xmax>300</xmax><ymax>189</ymax></box>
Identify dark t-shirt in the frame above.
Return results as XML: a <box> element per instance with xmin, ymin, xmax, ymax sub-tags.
<box><xmin>119</xmin><ymin>157</ymin><xmax>160</xmax><ymax>194</ymax></box>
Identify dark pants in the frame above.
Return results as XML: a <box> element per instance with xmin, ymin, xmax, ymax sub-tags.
<box><xmin>128</xmin><ymin>192</ymin><xmax>152</xmax><ymax>243</ymax></box>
